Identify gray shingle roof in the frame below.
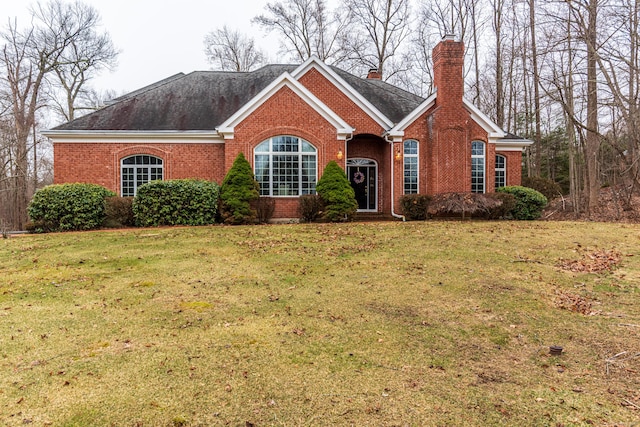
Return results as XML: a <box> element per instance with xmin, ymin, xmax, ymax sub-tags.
<box><xmin>54</xmin><ymin>64</ymin><xmax>426</xmax><ymax>131</ymax></box>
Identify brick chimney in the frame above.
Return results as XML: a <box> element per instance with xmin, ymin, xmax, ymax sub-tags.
<box><xmin>432</xmin><ymin>35</ymin><xmax>465</xmax><ymax>107</ymax></box>
<box><xmin>430</xmin><ymin>35</ymin><xmax>470</xmax><ymax>194</ymax></box>
<box><xmin>367</xmin><ymin>68</ymin><xmax>382</xmax><ymax>80</ymax></box>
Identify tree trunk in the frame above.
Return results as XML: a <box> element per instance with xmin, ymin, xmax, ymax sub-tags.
<box><xmin>529</xmin><ymin>0</ymin><xmax>542</xmax><ymax>177</ymax></box>
<box><xmin>585</xmin><ymin>0</ymin><xmax>600</xmax><ymax>211</ymax></box>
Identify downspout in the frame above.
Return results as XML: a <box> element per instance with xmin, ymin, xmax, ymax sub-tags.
<box><xmin>385</xmin><ymin>135</ymin><xmax>406</xmax><ymax>221</ymax></box>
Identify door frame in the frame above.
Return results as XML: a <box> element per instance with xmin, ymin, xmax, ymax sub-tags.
<box><xmin>347</xmin><ymin>158</ymin><xmax>378</xmax><ymax>212</ymax></box>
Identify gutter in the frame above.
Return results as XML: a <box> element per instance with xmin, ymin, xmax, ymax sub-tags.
<box><xmin>386</xmin><ymin>136</ymin><xmax>405</xmax><ymax>221</ymax></box>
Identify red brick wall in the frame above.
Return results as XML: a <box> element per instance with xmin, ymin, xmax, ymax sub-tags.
<box><xmin>298</xmin><ymin>68</ymin><xmax>385</xmax><ymax>135</ymax></box>
<box><xmin>502</xmin><ymin>151</ymin><xmax>523</xmax><ymax>186</ymax></box>
<box><xmin>54</xmin><ymin>142</ymin><xmax>225</xmax><ymax>195</ymax></box>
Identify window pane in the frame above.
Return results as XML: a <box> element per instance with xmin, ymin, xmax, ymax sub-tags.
<box><xmin>254</xmin><ymin>136</ymin><xmax>317</xmax><ymax>197</ymax></box>
<box><xmin>404</xmin><ymin>140</ymin><xmax>418</xmax><ymax>155</ymax></box>
<box><xmin>471</xmin><ymin>141</ymin><xmax>485</xmax><ymax>193</ymax></box>
<box><xmin>121</xmin><ymin>155</ymin><xmax>164</xmax><ymax>196</ymax></box>
<box><xmin>495</xmin><ymin>155</ymin><xmax>506</xmax><ymax>189</ymax></box>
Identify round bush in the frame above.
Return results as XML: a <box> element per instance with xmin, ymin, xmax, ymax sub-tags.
<box><xmin>316</xmin><ymin>161</ymin><xmax>357</xmax><ymax>222</ymax></box>
<box><xmin>497</xmin><ymin>186</ymin><xmax>548</xmax><ymax>220</ymax></box>
<box><xmin>133</xmin><ymin>179</ymin><xmax>220</xmax><ymax>227</ymax></box>
<box><xmin>27</xmin><ymin>183</ymin><xmax>116</xmax><ymax>232</ymax></box>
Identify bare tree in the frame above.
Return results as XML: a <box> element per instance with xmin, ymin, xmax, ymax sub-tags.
<box><xmin>0</xmin><ymin>0</ymin><xmax>117</xmax><ymax>229</ymax></box>
<box><xmin>253</xmin><ymin>0</ymin><xmax>349</xmax><ymax>63</ymax></box>
<box><xmin>48</xmin><ymin>1</ymin><xmax>118</xmax><ymax>121</ymax></box>
<box><xmin>341</xmin><ymin>0</ymin><xmax>411</xmax><ymax>79</ymax></box>
<box><xmin>204</xmin><ymin>26</ymin><xmax>266</xmax><ymax>72</ymax></box>
<box><xmin>528</xmin><ymin>0</ymin><xmax>543</xmax><ymax>176</ymax></box>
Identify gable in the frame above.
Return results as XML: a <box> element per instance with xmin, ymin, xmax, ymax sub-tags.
<box><xmin>217</xmin><ymin>72</ymin><xmax>353</xmax><ymax>140</ymax></box>
<box><xmin>297</xmin><ymin>68</ymin><xmax>386</xmax><ymax>135</ymax></box>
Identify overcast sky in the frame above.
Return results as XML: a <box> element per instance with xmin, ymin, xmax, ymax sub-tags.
<box><xmin>2</xmin><ymin>0</ymin><xmax>281</xmax><ymax>95</ymax></box>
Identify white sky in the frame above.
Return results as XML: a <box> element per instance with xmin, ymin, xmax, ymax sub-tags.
<box><xmin>2</xmin><ymin>0</ymin><xmax>281</xmax><ymax>95</ymax></box>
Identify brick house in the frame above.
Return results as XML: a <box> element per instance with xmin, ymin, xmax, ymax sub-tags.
<box><xmin>45</xmin><ymin>37</ymin><xmax>531</xmax><ymax>219</ymax></box>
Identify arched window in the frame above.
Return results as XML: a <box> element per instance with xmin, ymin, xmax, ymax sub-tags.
<box><xmin>403</xmin><ymin>139</ymin><xmax>419</xmax><ymax>194</ymax></box>
<box><xmin>121</xmin><ymin>155</ymin><xmax>164</xmax><ymax>197</ymax></box>
<box><xmin>254</xmin><ymin>136</ymin><xmax>317</xmax><ymax>196</ymax></box>
<box><xmin>495</xmin><ymin>154</ymin><xmax>507</xmax><ymax>189</ymax></box>
<box><xmin>471</xmin><ymin>141</ymin><xmax>485</xmax><ymax>193</ymax></box>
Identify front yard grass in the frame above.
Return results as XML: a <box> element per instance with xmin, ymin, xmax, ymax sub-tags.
<box><xmin>1</xmin><ymin>221</ymin><xmax>639</xmax><ymax>426</ymax></box>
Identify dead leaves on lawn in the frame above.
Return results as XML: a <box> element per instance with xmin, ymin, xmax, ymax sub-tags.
<box><xmin>553</xmin><ymin>289</ymin><xmax>597</xmax><ymax>315</ymax></box>
<box><xmin>558</xmin><ymin>248</ymin><xmax>623</xmax><ymax>273</ymax></box>
<box><xmin>553</xmin><ymin>248</ymin><xmax>627</xmax><ymax>314</ymax></box>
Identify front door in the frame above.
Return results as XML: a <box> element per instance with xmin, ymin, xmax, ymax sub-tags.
<box><xmin>347</xmin><ymin>159</ymin><xmax>377</xmax><ymax>211</ymax></box>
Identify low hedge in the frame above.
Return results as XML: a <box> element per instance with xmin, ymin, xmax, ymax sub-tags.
<box><xmin>133</xmin><ymin>179</ymin><xmax>220</xmax><ymax>227</ymax></box>
<box><xmin>27</xmin><ymin>183</ymin><xmax>116</xmax><ymax>232</ymax></box>
<box><xmin>428</xmin><ymin>192</ymin><xmax>502</xmax><ymax>219</ymax></box>
<box><xmin>497</xmin><ymin>186</ymin><xmax>548</xmax><ymax>220</ymax></box>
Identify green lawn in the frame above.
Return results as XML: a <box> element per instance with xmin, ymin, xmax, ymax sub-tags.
<box><xmin>1</xmin><ymin>221</ymin><xmax>639</xmax><ymax>426</ymax></box>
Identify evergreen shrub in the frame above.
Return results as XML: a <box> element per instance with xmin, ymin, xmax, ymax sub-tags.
<box><xmin>133</xmin><ymin>179</ymin><xmax>220</xmax><ymax>226</ymax></box>
<box><xmin>27</xmin><ymin>183</ymin><xmax>115</xmax><ymax>232</ymax></box>
<box><xmin>497</xmin><ymin>186</ymin><xmax>548</xmax><ymax>220</ymax></box>
<box><xmin>219</xmin><ymin>153</ymin><xmax>260</xmax><ymax>224</ymax></box>
<box><xmin>399</xmin><ymin>194</ymin><xmax>431</xmax><ymax>220</ymax></box>
<box><xmin>316</xmin><ymin>161</ymin><xmax>357</xmax><ymax>222</ymax></box>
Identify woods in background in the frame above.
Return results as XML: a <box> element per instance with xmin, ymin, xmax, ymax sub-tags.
<box><xmin>2</xmin><ymin>0</ymin><xmax>638</xmax><ymax>229</ymax></box>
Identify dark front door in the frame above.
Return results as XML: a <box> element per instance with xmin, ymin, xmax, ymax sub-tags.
<box><xmin>347</xmin><ymin>159</ymin><xmax>377</xmax><ymax>211</ymax></box>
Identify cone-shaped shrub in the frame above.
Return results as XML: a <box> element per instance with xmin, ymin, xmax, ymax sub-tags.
<box><xmin>316</xmin><ymin>161</ymin><xmax>357</xmax><ymax>222</ymax></box>
<box><xmin>219</xmin><ymin>153</ymin><xmax>260</xmax><ymax>224</ymax></box>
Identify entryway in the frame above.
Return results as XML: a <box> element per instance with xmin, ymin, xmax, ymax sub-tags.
<box><xmin>347</xmin><ymin>158</ymin><xmax>377</xmax><ymax>211</ymax></box>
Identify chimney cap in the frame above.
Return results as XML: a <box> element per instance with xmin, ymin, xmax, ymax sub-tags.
<box><xmin>443</xmin><ymin>34</ymin><xmax>456</xmax><ymax>41</ymax></box>
<box><xmin>367</xmin><ymin>68</ymin><xmax>382</xmax><ymax>80</ymax></box>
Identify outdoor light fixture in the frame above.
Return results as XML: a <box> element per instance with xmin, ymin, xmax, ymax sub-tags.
<box><xmin>336</xmin><ymin>149</ymin><xmax>343</xmax><ymax>160</ymax></box>
<box><xmin>395</xmin><ymin>147</ymin><xmax>402</xmax><ymax>161</ymax></box>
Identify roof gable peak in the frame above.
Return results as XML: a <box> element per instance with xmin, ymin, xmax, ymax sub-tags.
<box><xmin>217</xmin><ymin>71</ymin><xmax>354</xmax><ymax>140</ymax></box>
<box><xmin>291</xmin><ymin>57</ymin><xmax>395</xmax><ymax>130</ymax></box>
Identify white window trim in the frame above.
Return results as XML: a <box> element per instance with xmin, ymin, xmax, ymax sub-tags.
<box><xmin>254</xmin><ymin>135</ymin><xmax>318</xmax><ymax>197</ymax></box>
<box><xmin>403</xmin><ymin>139</ymin><xmax>419</xmax><ymax>195</ymax></box>
<box><xmin>120</xmin><ymin>154</ymin><xmax>164</xmax><ymax>197</ymax></box>
<box><xmin>495</xmin><ymin>154</ymin><xmax>507</xmax><ymax>189</ymax></box>
<box><xmin>471</xmin><ymin>141</ymin><xmax>485</xmax><ymax>194</ymax></box>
